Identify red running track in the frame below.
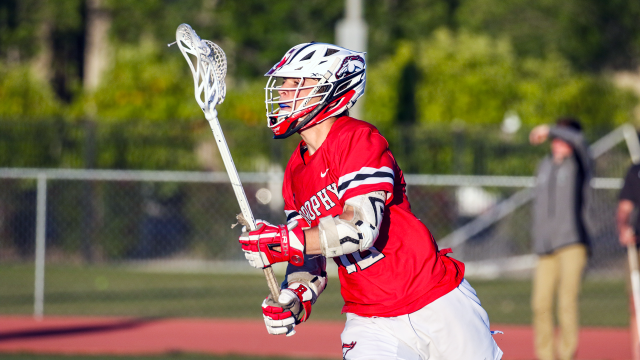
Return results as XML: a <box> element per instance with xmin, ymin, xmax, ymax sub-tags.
<box><xmin>0</xmin><ymin>316</ymin><xmax>631</xmax><ymax>359</ymax></box>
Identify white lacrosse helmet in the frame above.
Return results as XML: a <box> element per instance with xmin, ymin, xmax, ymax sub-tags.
<box><xmin>265</xmin><ymin>42</ymin><xmax>366</xmax><ymax>139</ymax></box>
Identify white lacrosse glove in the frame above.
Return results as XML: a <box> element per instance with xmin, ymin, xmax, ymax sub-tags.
<box><xmin>262</xmin><ymin>283</ymin><xmax>314</xmax><ymax>336</ymax></box>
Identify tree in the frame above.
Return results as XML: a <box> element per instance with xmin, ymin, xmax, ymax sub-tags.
<box><xmin>456</xmin><ymin>0</ymin><xmax>640</xmax><ymax>71</ymax></box>
<box><xmin>366</xmin><ymin>29</ymin><xmax>636</xmax><ymax>134</ymax></box>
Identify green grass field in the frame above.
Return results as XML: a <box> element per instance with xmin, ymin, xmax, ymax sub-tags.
<box><xmin>0</xmin><ymin>264</ymin><xmax>629</xmax><ymax>326</ymax></box>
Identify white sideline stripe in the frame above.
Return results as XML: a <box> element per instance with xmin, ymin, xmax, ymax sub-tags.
<box><xmin>0</xmin><ymin>168</ymin><xmax>623</xmax><ymax>189</ymax></box>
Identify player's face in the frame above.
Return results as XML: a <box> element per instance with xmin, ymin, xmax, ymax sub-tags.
<box><xmin>278</xmin><ymin>78</ymin><xmax>320</xmax><ymax>113</ymax></box>
<box><xmin>551</xmin><ymin>138</ymin><xmax>573</xmax><ymax>159</ymax></box>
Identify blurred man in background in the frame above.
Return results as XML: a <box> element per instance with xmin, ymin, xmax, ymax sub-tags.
<box><xmin>529</xmin><ymin>118</ymin><xmax>592</xmax><ymax>360</ymax></box>
<box><xmin>617</xmin><ymin>158</ymin><xmax>640</xmax><ymax>360</ymax></box>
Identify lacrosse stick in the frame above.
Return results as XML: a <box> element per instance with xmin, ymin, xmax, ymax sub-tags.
<box><xmin>172</xmin><ymin>23</ymin><xmax>281</xmax><ymax>301</ymax></box>
<box><xmin>623</xmin><ymin>124</ymin><xmax>640</xmax><ymax>349</ymax></box>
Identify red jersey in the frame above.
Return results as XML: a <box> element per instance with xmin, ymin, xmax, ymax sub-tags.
<box><xmin>283</xmin><ymin>116</ymin><xmax>464</xmax><ymax>317</ymax></box>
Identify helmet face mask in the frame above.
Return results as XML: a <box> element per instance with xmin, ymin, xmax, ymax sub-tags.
<box><xmin>264</xmin><ymin>43</ymin><xmax>366</xmax><ymax>139</ymax></box>
<box><xmin>265</xmin><ymin>76</ymin><xmax>332</xmax><ymax>127</ymax></box>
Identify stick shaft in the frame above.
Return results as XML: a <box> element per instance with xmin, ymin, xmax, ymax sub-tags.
<box><xmin>205</xmin><ymin>110</ymin><xmax>281</xmax><ymax>300</ymax></box>
<box><xmin>206</xmin><ymin>112</ymin><xmax>256</xmax><ymax>228</ymax></box>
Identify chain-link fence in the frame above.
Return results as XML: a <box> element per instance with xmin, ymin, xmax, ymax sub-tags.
<box><xmin>0</xmin><ymin>125</ymin><xmax>636</xmax><ymax>326</ymax></box>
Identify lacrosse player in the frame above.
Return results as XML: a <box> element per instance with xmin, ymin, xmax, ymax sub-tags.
<box><xmin>238</xmin><ymin>43</ymin><xmax>503</xmax><ymax>359</ymax></box>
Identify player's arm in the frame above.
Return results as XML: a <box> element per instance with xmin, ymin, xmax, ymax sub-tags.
<box><xmin>618</xmin><ymin>200</ymin><xmax>636</xmax><ymax>246</ymax></box>
<box><xmin>305</xmin><ymin>191</ymin><xmax>386</xmax><ymax>256</ymax></box>
<box><xmin>618</xmin><ymin>166</ymin><xmax>640</xmax><ymax>246</ymax></box>
<box><xmin>239</xmin><ymin>190</ymin><xmax>386</xmax><ymax>267</ymax></box>
<box><xmin>238</xmin><ymin>168</ymin><xmax>310</xmax><ymax>269</ymax></box>
<box><xmin>262</xmin><ymin>258</ymin><xmax>328</xmax><ymax>335</ymax></box>
<box><xmin>258</xmin><ymin>190</ymin><xmax>386</xmax><ymax>335</ymax></box>
<box><xmin>305</xmin><ymin>129</ymin><xmax>392</xmax><ymax>257</ymax></box>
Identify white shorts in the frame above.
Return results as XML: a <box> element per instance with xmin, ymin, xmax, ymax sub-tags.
<box><xmin>341</xmin><ymin>279</ymin><xmax>503</xmax><ymax>360</ymax></box>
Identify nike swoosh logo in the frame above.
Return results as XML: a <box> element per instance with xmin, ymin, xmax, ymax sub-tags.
<box><xmin>321</xmin><ymin>168</ymin><xmax>329</xmax><ymax>177</ymax></box>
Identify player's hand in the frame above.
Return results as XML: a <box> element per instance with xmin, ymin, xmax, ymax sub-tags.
<box><xmin>238</xmin><ymin>220</ymin><xmax>305</xmax><ymax>268</ymax></box>
<box><xmin>262</xmin><ymin>283</ymin><xmax>313</xmax><ymax>336</ymax></box>
<box><xmin>529</xmin><ymin>124</ymin><xmax>550</xmax><ymax>145</ymax></box>
<box><xmin>620</xmin><ymin>227</ymin><xmax>637</xmax><ymax>246</ymax></box>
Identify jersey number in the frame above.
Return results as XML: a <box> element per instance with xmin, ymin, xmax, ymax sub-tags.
<box><xmin>338</xmin><ymin>246</ymin><xmax>385</xmax><ymax>274</ymax></box>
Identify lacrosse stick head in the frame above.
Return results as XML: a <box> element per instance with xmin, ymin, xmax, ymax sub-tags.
<box><xmin>175</xmin><ymin>23</ymin><xmax>227</xmax><ymax>119</ymax></box>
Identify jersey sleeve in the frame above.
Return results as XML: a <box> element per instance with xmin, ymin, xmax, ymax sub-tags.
<box><xmin>283</xmin><ymin>163</ymin><xmax>311</xmax><ymax>229</ymax></box>
<box><xmin>620</xmin><ymin>165</ymin><xmax>640</xmax><ymax>204</ymax></box>
<box><xmin>336</xmin><ymin>128</ymin><xmax>395</xmax><ymax>205</ymax></box>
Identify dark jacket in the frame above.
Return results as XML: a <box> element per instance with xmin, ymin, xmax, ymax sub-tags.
<box><xmin>532</xmin><ymin>126</ymin><xmax>592</xmax><ymax>255</ymax></box>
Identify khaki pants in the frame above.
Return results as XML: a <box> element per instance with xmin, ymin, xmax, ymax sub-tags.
<box><xmin>532</xmin><ymin>244</ymin><xmax>587</xmax><ymax>360</ymax></box>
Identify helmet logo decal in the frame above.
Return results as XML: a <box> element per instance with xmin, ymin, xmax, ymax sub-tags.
<box><xmin>335</xmin><ymin>55</ymin><xmax>365</xmax><ymax>79</ymax></box>
<box><xmin>266</xmin><ymin>47</ymin><xmax>298</xmax><ymax>75</ymax></box>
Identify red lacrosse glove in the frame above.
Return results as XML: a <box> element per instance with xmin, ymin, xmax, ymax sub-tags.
<box><xmin>239</xmin><ymin>220</ymin><xmax>305</xmax><ymax>268</ymax></box>
<box><xmin>262</xmin><ymin>282</ymin><xmax>314</xmax><ymax>336</ymax></box>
